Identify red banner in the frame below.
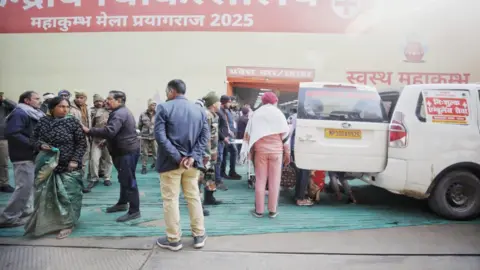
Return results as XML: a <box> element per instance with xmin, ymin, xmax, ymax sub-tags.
<box><xmin>0</xmin><ymin>0</ymin><xmax>374</xmax><ymax>33</ymax></box>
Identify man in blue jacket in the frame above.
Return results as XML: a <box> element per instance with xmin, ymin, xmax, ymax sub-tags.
<box><xmin>0</xmin><ymin>91</ymin><xmax>44</xmax><ymax>227</ymax></box>
<box><xmin>84</xmin><ymin>90</ymin><xmax>141</xmax><ymax>223</ymax></box>
<box><xmin>155</xmin><ymin>79</ymin><xmax>209</xmax><ymax>251</ymax></box>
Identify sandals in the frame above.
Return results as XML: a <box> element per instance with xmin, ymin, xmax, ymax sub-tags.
<box><xmin>56</xmin><ymin>227</ymin><xmax>73</xmax><ymax>239</ymax></box>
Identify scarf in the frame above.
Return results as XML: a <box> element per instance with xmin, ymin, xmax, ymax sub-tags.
<box><xmin>239</xmin><ymin>104</ymin><xmax>290</xmax><ymax>163</ymax></box>
<box><xmin>14</xmin><ymin>103</ymin><xmax>45</xmax><ymax>121</ymax></box>
<box><xmin>79</xmin><ymin>103</ymin><xmax>88</xmax><ymax>126</ymax></box>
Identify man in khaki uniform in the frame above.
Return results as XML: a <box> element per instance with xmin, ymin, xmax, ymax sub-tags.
<box><xmin>69</xmin><ymin>91</ymin><xmax>92</xmax><ymax>191</ymax></box>
<box><xmin>138</xmin><ymin>99</ymin><xmax>157</xmax><ymax>174</ymax></box>
<box><xmin>86</xmin><ymin>94</ymin><xmax>113</xmax><ymax>190</ymax></box>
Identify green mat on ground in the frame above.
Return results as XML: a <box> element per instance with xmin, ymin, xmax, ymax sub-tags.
<box><xmin>0</xmin><ymin>163</ymin><xmax>478</xmax><ymax>238</ymax></box>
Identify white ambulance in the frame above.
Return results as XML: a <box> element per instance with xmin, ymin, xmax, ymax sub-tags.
<box><xmin>294</xmin><ymin>82</ymin><xmax>480</xmax><ymax>220</ymax></box>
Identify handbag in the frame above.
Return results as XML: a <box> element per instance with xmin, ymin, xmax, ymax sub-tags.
<box><xmin>280</xmin><ymin>163</ymin><xmax>297</xmax><ymax>189</ymax></box>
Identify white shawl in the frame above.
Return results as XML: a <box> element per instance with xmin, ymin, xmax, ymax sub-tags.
<box><xmin>239</xmin><ymin>104</ymin><xmax>290</xmax><ymax>163</ymax></box>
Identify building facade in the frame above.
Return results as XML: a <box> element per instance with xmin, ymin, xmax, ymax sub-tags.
<box><xmin>1</xmin><ymin>0</ymin><xmax>478</xmax><ymax>117</ymax></box>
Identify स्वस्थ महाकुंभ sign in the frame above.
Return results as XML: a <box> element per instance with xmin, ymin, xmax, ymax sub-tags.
<box><xmin>0</xmin><ymin>0</ymin><xmax>375</xmax><ymax>33</ymax></box>
<box><xmin>345</xmin><ymin>71</ymin><xmax>471</xmax><ymax>86</ymax></box>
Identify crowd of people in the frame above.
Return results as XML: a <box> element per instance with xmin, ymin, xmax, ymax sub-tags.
<box><xmin>0</xmin><ymin>80</ymin><xmax>356</xmax><ymax>251</ymax></box>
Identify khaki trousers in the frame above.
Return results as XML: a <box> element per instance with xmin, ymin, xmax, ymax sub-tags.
<box><xmin>141</xmin><ymin>139</ymin><xmax>157</xmax><ymax>167</ymax></box>
<box><xmin>89</xmin><ymin>140</ymin><xmax>113</xmax><ymax>182</ymax></box>
<box><xmin>0</xmin><ymin>140</ymin><xmax>9</xmax><ymax>186</ymax></box>
<box><xmin>159</xmin><ymin>167</ymin><xmax>205</xmax><ymax>242</ymax></box>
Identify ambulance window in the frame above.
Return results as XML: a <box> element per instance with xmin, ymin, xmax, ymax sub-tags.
<box><xmin>415</xmin><ymin>93</ymin><xmax>427</xmax><ymax>122</ymax></box>
<box><xmin>298</xmin><ymin>87</ymin><xmax>388</xmax><ymax>123</ymax></box>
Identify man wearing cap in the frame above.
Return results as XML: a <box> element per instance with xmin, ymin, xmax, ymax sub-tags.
<box><xmin>215</xmin><ymin>96</ymin><xmax>241</xmax><ymax>191</ymax></box>
<box><xmin>220</xmin><ymin>96</ymin><xmax>241</xmax><ymax>180</ymax></box>
<box><xmin>0</xmin><ymin>92</ymin><xmax>17</xmax><ymax>193</ymax></box>
<box><xmin>40</xmin><ymin>93</ymin><xmax>55</xmax><ymax>114</ymax></box>
<box><xmin>201</xmin><ymin>92</ymin><xmax>223</xmax><ymax>207</ymax></box>
<box><xmin>70</xmin><ymin>91</ymin><xmax>92</xmax><ymax>190</ymax></box>
<box><xmin>87</xmin><ymin>94</ymin><xmax>113</xmax><ymax>190</ymax></box>
<box><xmin>58</xmin><ymin>89</ymin><xmax>71</xmax><ymax>100</ymax></box>
<box><xmin>138</xmin><ymin>99</ymin><xmax>157</xmax><ymax>174</ymax></box>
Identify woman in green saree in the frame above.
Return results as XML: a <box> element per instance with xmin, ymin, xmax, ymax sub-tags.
<box><xmin>25</xmin><ymin>97</ymin><xmax>87</xmax><ymax>239</ymax></box>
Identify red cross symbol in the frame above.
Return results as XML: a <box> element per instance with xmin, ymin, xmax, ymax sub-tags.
<box><xmin>334</xmin><ymin>0</ymin><xmax>358</xmax><ymax>16</ymax></box>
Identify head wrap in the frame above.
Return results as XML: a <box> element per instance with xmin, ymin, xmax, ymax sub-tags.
<box><xmin>58</xmin><ymin>89</ymin><xmax>70</xmax><ymax>97</ymax></box>
<box><xmin>93</xmin><ymin>94</ymin><xmax>103</xmax><ymax>102</ymax></box>
<box><xmin>261</xmin><ymin>92</ymin><xmax>278</xmax><ymax>105</ymax></box>
<box><xmin>74</xmin><ymin>91</ymin><xmax>87</xmax><ymax>98</ymax></box>
<box><xmin>203</xmin><ymin>91</ymin><xmax>220</xmax><ymax>108</ymax></box>
<box><xmin>43</xmin><ymin>93</ymin><xmax>55</xmax><ymax>100</ymax></box>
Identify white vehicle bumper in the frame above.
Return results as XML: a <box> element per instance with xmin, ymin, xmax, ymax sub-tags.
<box><xmin>361</xmin><ymin>158</ymin><xmax>408</xmax><ymax>194</ymax></box>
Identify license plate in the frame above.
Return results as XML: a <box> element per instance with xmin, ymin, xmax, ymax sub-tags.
<box><xmin>324</xmin><ymin>129</ymin><xmax>362</xmax><ymax>139</ymax></box>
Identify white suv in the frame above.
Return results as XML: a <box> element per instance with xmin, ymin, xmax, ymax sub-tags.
<box><xmin>294</xmin><ymin>82</ymin><xmax>480</xmax><ymax>220</ymax></box>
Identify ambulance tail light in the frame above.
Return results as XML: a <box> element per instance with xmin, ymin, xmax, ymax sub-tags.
<box><xmin>389</xmin><ymin>111</ymin><xmax>408</xmax><ymax>148</ymax></box>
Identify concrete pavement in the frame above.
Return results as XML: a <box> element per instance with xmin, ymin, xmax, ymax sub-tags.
<box><xmin>1</xmin><ymin>224</ymin><xmax>479</xmax><ymax>270</ymax></box>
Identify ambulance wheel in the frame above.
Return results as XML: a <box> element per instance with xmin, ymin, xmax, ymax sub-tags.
<box><xmin>428</xmin><ymin>170</ymin><xmax>480</xmax><ymax>220</ymax></box>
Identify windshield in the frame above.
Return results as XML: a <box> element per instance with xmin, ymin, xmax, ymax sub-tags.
<box><xmin>297</xmin><ymin>87</ymin><xmax>388</xmax><ymax>123</ymax></box>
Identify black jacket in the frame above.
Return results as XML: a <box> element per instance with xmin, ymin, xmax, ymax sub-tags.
<box><xmin>0</xmin><ymin>99</ymin><xmax>17</xmax><ymax>140</ymax></box>
<box><xmin>5</xmin><ymin>108</ymin><xmax>39</xmax><ymax>162</ymax></box>
<box><xmin>216</xmin><ymin>108</ymin><xmax>230</xmax><ymax>141</ymax></box>
<box><xmin>88</xmin><ymin>105</ymin><xmax>140</xmax><ymax>157</ymax></box>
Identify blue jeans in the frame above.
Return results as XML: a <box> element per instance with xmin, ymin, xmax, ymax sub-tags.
<box><xmin>295</xmin><ymin>168</ymin><xmax>310</xmax><ymax>200</ymax></box>
<box><xmin>221</xmin><ymin>142</ymin><xmax>237</xmax><ymax>175</ymax></box>
<box><xmin>113</xmin><ymin>151</ymin><xmax>140</xmax><ymax>213</ymax></box>
<box><xmin>215</xmin><ymin>141</ymin><xmax>225</xmax><ymax>183</ymax></box>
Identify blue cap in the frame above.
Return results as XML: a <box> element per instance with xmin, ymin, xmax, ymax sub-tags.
<box><xmin>58</xmin><ymin>89</ymin><xmax>71</xmax><ymax>96</ymax></box>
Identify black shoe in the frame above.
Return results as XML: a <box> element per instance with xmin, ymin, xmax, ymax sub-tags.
<box><xmin>203</xmin><ymin>208</ymin><xmax>210</xmax><ymax>216</ymax></box>
<box><xmin>104</xmin><ymin>180</ymin><xmax>112</xmax><ymax>186</ymax></box>
<box><xmin>251</xmin><ymin>209</ymin><xmax>263</xmax><ymax>218</ymax></box>
<box><xmin>150</xmin><ymin>163</ymin><xmax>156</xmax><ymax>169</ymax></box>
<box><xmin>87</xmin><ymin>181</ymin><xmax>98</xmax><ymax>190</ymax></box>
<box><xmin>141</xmin><ymin>167</ymin><xmax>147</xmax><ymax>174</ymax></box>
<box><xmin>221</xmin><ymin>172</ymin><xmax>231</xmax><ymax>179</ymax></box>
<box><xmin>106</xmin><ymin>204</ymin><xmax>128</xmax><ymax>213</ymax></box>
<box><xmin>229</xmin><ymin>172</ymin><xmax>242</xmax><ymax>180</ymax></box>
<box><xmin>193</xmin><ymin>234</ymin><xmax>207</xmax><ymax>249</ymax></box>
<box><xmin>268</xmin><ymin>212</ymin><xmax>278</xmax><ymax>218</ymax></box>
<box><xmin>116</xmin><ymin>211</ymin><xmax>141</xmax><ymax>222</ymax></box>
<box><xmin>0</xmin><ymin>185</ymin><xmax>14</xmax><ymax>193</ymax></box>
<box><xmin>204</xmin><ymin>190</ymin><xmax>223</xmax><ymax>205</ymax></box>
<box><xmin>82</xmin><ymin>188</ymin><xmax>91</xmax><ymax>193</ymax></box>
<box><xmin>156</xmin><ymin>236</ymin><xmax>183</xmax><ymax>251</ymax></box>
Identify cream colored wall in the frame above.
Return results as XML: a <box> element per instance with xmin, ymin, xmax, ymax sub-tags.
<box><xmin>1</xmin><ymin>1</ymin><xmax>479</xmax><ymax>118</ymax></box>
